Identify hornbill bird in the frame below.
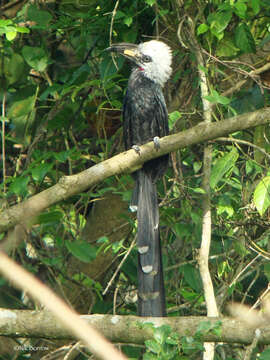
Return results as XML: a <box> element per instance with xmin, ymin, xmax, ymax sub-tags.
<box><xmin>107</xmin><ymin>40</ymin><xmax>172</xmax><ymax>316</ymax></box>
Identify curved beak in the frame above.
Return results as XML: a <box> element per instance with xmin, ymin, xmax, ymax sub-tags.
<box><xmin>106</xmin><ymin>43</ymin><xmax>139</xmax><ymax>63</ymax></box>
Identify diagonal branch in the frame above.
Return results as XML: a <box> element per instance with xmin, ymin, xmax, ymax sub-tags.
<box><xmin>1</xmin><ymin>107</ymin><xmax>270</xmax><ymax>233</ymax></box>
<box><xmin>0</xmin><ymin>251</ymin><xmax>127</xmax><ymax>360</ymax></box>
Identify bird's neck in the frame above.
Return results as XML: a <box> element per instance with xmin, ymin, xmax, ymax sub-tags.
<box><xmin>129</xmin><ymin>67</ymin><xmax>160</xmax><ymax>89</ymax></box>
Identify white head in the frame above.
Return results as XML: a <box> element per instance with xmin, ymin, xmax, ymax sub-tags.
<box><xmin>107</xmin><ymin>40</ymin><xmax>172</xmax><ymax>87</ymax></box>
<box><xmin>137</xmin><ymin>40</ymin><xmax>172</xmax><ymax>86</ymax></box>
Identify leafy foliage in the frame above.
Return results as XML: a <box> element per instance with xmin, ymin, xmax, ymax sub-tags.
<box><xmin>142</xmin><ymin>321</ymin><xmax>222</xmax><ymax>359</ymax></box>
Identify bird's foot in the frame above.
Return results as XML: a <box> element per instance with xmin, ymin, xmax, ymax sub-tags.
<box><xmin>132</xmin><ymin>144</ymin><xmax>141</xmax><ymax>155</ymax></box>
<box><xmin>153</xmin><ymin>136</ymin><xmax>161</xmax><ymax>150</ymax></box>
<box><xmin>129</xmin><ymin>205</ymin><xmax>138</xmax><ymax>212</ymax></box>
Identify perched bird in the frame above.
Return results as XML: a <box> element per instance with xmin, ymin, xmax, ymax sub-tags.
<box><xmin>107</xmin><ymin>40</ymin><xmax>172</xmax><ymax>316</ymax></box>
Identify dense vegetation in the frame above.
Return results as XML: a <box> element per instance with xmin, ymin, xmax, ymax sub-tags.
<box><xmin>1</xmin><ymin>0</ymin><xmax>270</xmax><ymax>358</ymax></box>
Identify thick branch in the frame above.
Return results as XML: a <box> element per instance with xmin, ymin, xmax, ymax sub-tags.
<box><xmin>0</xmin><ymin>308</ymin><xmax>270</xmax><ymax>345</ymax></box>
<box><xmin>1</xmin><ymin>107</ymin><xmax>270</xmax><ymax>232</ymax></box>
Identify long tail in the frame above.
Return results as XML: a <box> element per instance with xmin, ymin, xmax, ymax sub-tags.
<box><xmin>133</xmin><ymin>170</ymin><xmax>166</xmax><ymax>317</ymax></box>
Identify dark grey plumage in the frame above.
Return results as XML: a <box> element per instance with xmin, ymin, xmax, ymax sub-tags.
<box><xmin>107</xmin><ymin>40</ymin><xmax>172</xmax><ymax>316</ymax></box>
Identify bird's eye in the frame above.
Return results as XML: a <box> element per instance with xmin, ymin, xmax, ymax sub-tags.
<box><xmin>142</xmin><ymin>55</ymin><xmax>152</xmax><ymax>63</ymax></box>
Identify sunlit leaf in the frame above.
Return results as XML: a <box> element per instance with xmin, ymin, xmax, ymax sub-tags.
<box><xmin>6</xmin><ymin>31</ymin><xmax>17</xmax><ymax>41</ymax></box>
<box><xmin>210</xmin><ymin>148</ymin><xmax>239</xmax><ymax>188</ymax></box>
<box><xmin>197</xmin><ymin>23</ymin><xmax>209</xmax><ymax>35</ymax></box>
<box><xmin>169</xmin><ymin>111</ymin><xmax>181</xmax><ymax>130</ymax></box>
<box><xmin>254</xmin><ymin>176</ymin><xmax>270</xmax><ymax>216</ymax></box>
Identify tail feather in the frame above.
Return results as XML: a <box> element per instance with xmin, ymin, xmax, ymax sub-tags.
<box><xmin>135</xmin><ymin>170</ymin><xmax>166</xmax><ymax>317</ymax></box>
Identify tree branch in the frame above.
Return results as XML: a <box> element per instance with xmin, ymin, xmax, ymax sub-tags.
<box><xmin>1</xmin><ymin>107</ymin><xmax>270</xmax><ymax>233</ymax></box>
<box><xmin>0</xmin><ymin>251</ymin><xmax>127</xmax><ymax>360</ymax></box>
<box><xmin>193</xmin><ymin>25</ymin><xmax>218</xmax><ymax>360</ymax></box>
<box><xmin>0</xmin><ymin>308</ymin><xmax>270</xmax><ymax>345</ymax></box>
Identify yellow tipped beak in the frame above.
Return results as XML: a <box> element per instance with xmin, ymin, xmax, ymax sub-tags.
<box><xmin>123</xmin><ymin>49</ymin><xmax>136</xmax><ymax>57</ymax></box>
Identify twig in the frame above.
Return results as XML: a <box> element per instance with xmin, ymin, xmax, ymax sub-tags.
<box><xmin>0</xmin><ymin>0</ymin><xmax>24</xmax><ymax>12</ymax></box>
<box><xmin>215</xmin><ymin>137</ymin><xmax>270</xmax><ymax>161</ymax></box>
<box><xmin>229</xmin><ymin>254</ymin><xmax>260</xmax><ymax>288</ymax></box>
<box><xmin>244</xmin><ymin>329</ymin><xmax>261</xmax><ymax>360</ymax></box>
<box><xmin>113</xmin><ymin>284</ymin><xmax>120</xmax><ymax>315</ymax></box>
<box><xmin>103</xmin><ymin>238</ymin><xmax>136</xmax><ymax>296</ymax></box>
<box><xmin>109</xmin><ymin>0</ymin><xmax>120</xmax><ymax>69</ymax></box>
<box><xmin>221</xmin><ymin>61</ymin><xmax>270</xmax><ymax>97</ymax></box>
<box><xmin>251</xmin><ymin>282</ymin><xmax>270</xmax><ymax>310</ymax></box>
<box><xmin>1</xmin><ymin>92</ymin><xmax>6</xmax><ymax>193</ymax></box>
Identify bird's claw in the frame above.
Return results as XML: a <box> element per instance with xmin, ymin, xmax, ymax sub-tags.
<box><xmin>132</xmin><ymin>144</ymin><xmax>141</xmax><ymax>155</ymax></box>
<box><xmin>153</xmin><ymin>136</ymin><xmax>161</xmax><ymax>150</ymax></box>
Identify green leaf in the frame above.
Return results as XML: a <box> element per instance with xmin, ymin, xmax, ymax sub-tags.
<box><xmin>235</xmin><ymin>23</ymin><xmax>256</xmax><ymax>53</ymax></box>
<box><xmin>204</xmin><ymin>90</ymin><xmax>231</xmax><ymax>105</ymax></box>
<box><xmin>180</xmin><ymin>264</ymin><xmax>202</xmax><ymax>292</ymax></box>
<box><xmin>210</xmin><ymin>148</ymin><xmax>239</xmax><ymax>189</ymax></box>
<box><xmin>253</xmin><ymin>176</ymin><xmax>270</xmax><ymax>216</ymax></box>
<box><xmin>233</xmin><ymin>2</ymin><xmax>247</xmax><ymax>18</ymax></box>
<box><xmin>66</xmin><ymin>240</ymin><xmax>97</xmax><ymax>263</ymax></box>
<box><xmin>27</xmin><ymin>5</ymin><xmax>52</xmax><ymax>28</ymax></box>
<box><xmin>145</xmin><ymin>0</ymin><xmax>156</xmax><ymax>6</ymax></box>
<box><xmin>124</xmin><ymin>16</ymin><xmax>133</xmax><ymax>27</ymax></box>
<box><xmin>208</xmin><ymin>11</ymin><xmax>232</xmax><ymax>40</ymax></box>
<box><xmin>197</xmin><ymin>23</ymin><xmax>209</xmax><ymax>35</ymax></box>
<box><xmin>31</xmin><ymin>163</ymin><xmax>53</xmax><ymax>182</ymax></box>
<box><xmin>38</xmin><ymin>210</ymin><xmax>63</xmax><ymax>224</ymax></box>
<box><xmin>4</xmin><ymin>53</ymin><xmax>25</xmax><ymax>85</ymax></box>
<box><xmin>217</xmin><ymin>196</ymin><xmax>234</xmax><ymax>217</ymax></box>
<box><xmin>145</xmin><ymin>339</ymin><xmax>160</xmax><ymax>354</ymax></box>
<box><xmin>22</xmin><ymin>46</ymin><xmax>49</xmax><ymax>72</ymax></box>
<box><xmin>6</xmin><ymin>31</ymin><xmax>17</xmax><ymax>41</ymax></box>
<box><xmin>0</xmin><ymin>20</ymin><xmax>12</xmax><ymax>27</ymax></box>
<box><xmin>216</xmin><ymin>36</ymin><xmax>239</xmax><ymax>57</ymax></box>
<box><xmin>193</xmin><ymin>161</ymin><xmax>202</xmax><ymax>174</ymax></box>
<box><xmin>191</xmin><ymin>187</ymin><xmax>205</xmax><ymax>194</ymax></box>
<box><xmin>153</xmin><ymin>325</ymin><xmax>171</xmax><ymax>344</ymax></box>
<box><xmin>264</xmin><ymin>262</ymin><xmax>270</xmax><ymax>282</ymax></box>
<box><xmin>9</xmin><ymin>176</ymin><xmax>30</xmax><ymax>196</ymax></box>
<box><xmin>99</xmin><ymin>54</ymin><xmax>124</xmax><ymax>80</ymax></box>
<box><xmin>143</xmin><ymin>353</ymin><xmax>156</xmax><ymax>360</ymax></box>
<box><xmin>168</xmin><ymin>111</ymin><xmax>181</xmax><ymax>130</ymax></box>
<box><xmin>180</xmin><ymin>288</ymin><xmax>199</xmax><ymax>301</ymax></box>
<box><xmin>97</xmin><ymin>236</ymin><xmax>109</xmax><ymax>244</ymax></box>
<box><xmin>16</xmin><ymin>26</ymin><xmax>30</xmax><ymax>34</ymax></box>
<box><xmin>252</xmin><ymin>0</ymin><xmax>260</xmax><ymax>15</ymax></box>
<box><xmin>123</xmin><ymin>28</ymin><xmax>138</xmax><ymax>43</ymax></box>
<box><xmin>8</xmin><ymin>95</ymin><xmax>36</xmax><ymax>119</ymax></box>
<box><xmin>54</xmin><ymin>149</ymin><xmax>75</xmax><ymax>162</ymax></box>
